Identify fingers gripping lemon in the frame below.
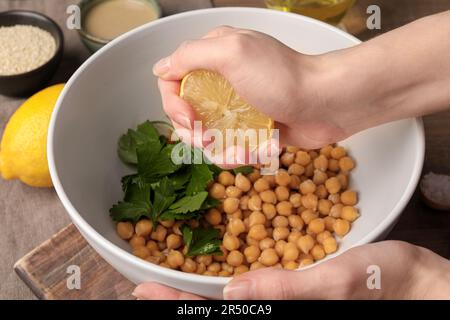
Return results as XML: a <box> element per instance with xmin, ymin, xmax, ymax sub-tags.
<box><xmin>0</xmin><ymin>84</ymin><xmax>64</xmax><ymax>187</ymax></box>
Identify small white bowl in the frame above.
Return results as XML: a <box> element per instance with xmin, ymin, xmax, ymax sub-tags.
<box><xmin>48</xmin><ymin>7</ymin><xmax>425</xmax><ymax>299</ymax></box>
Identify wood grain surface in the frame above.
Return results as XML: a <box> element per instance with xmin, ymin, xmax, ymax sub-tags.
<box><xmin>1</xmin><ymin>0</ymin><xmax>449</xmax><ymax>299</ymax></box>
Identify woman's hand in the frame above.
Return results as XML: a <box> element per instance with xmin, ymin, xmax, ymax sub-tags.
<box><xmin>153</xmin><ymin>26</ymin><xmax>347</xmax><ymax>150</ymax></box>
<box><xmin>132</xmin><ymin>241</ymin><xmax>450</xmax><ymax>300</ymax></box>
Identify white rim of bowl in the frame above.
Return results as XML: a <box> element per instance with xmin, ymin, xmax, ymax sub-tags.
<box><xmin>48</xmin><ymin>7</ymin><xmax>425</xmax><ymax>286</ymax></box>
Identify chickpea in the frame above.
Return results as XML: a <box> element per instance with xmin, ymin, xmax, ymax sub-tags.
<box><xmin>313</xmin><ymin>155</ymin><xmax>328</xmax><ymax>172</ymax></box>
<box><xmin>341</xmin><ymin>206</ymin><xmax>360</xmax><ymax>222</ymax></box>
<box><xmin>254</xmin><ymin>178</ymin><xmax>270</xmax><ymax>192</ymax></box>
<box><xmin>295</xmin><ymin>151</ymin><xmax>311</xmax><ymax>166</ymax></box>
<box><xmin>276</xmin><ymin>201</ymin><xmax>293</xmax><ymax>216</ymax></box>
<box><xmin>259</xmin><ymin>248</ymin><xmax>279</xmax><ymax>266</ymax></box>
<box><xmin>304</xmin><ymin>163</ymin><xmax>314</xmax><ymax>177</ymax></box>
<box><xmin>133</xmin><ymin>219</ymin><xmax>152</xmax><ymax>238</ymax></box>
<box><xmin>259</xmin><ymin>190</ymin><xmax>276</xmax><ymax>204</ymax></box>
<box><xmin>259</xmin><ymin>237</ymin><xmax>276</xmax><ymax>250</ymax></box>
<box><xmin>308</xmin><ymin>218</ymin><xmax>325</xmax><ymax>234</ymax></box>
<box><xmin>246</xmin><ymin>234</ymin><xmax>260</xmax><ymax>246</ymax></box>
<box><xmin>248</xmin><ymin>195</ymin><xmax>262</xmax><ymax>211</ymax></box>
<box><xmin>275</xmin><ymin>186</ymin><xmax>290</xmax><ymax>201</ymax></box>
<box><xmin>209</xmin><ymin>182</ymin><xmax>226</xmax><ymax>199</ymax></box>
<box><xmin>262</xmin><ymin>175</ymin><xmax>276</xmax><ymax>188</ymax></box>
<box><xmin>299</xmin><ymin>256</ymin><xmax>314</xmax><ymax>267</ymax></box>
<box><xmin>181</xmin><ymin>258</ymin><xmax>197</xmax><ymax>273</ymax></box>
<box><xmin>196</xmin><ymin>263</ymin><xmax>206</xmax><ymax>274</ymax></box>
<box><xmin>248</xmin><ymin>224</ymin><xmax>267</xmax><ymax>240</ymax></box>
<box><xmin>288</xmin><ymin>230</ymin><xmax>302</xmax><ymax>243</ymax></box>
<box><xmin>214</xmin><ymin>245</ymin><xmax>228</xmax><ymax>262</ymax></box>
<box><xmin>221</xmin><ymin>262</ymin><xmax>234</xmax><ymax>274</ymax></box>
<box><xmin>242</xmin><ymin>210</ymin><xmax>252</xmax><ymax>219</ymax></box>
<box><xmin>207</xmin><ymin>262</ymin><xmax>221</xmax><ymax>273</ymax></box>
<box><xmin>235</xmin><ymin>173</ymin><xmax>251</xmax><ymax>192</ymax></box>
<box><xmin>239</xmin><ymin>195</ymin><xmax>249</xmax><ymax>210</ymax></box>
<box><xmin>323</xmin><ymin>237</ymin><xmax>338</xmax><ymax>254</ymax></box>
<box><xmin>226</xmin><ymin>186</ymin><xmax>242</xmax><ymax>198</ymax></box>
<box><xmin>165</xmin><ymin>234</ymin><xmax>182</xmax><ymax>250</ymax></box>
<box><xmin>166</xmin><ymin>250</ymin><xmax>184</xmax><ymax>268</ymax></box>
<box><xmin>248</xmin><ymin>211</ymin><xmax>266</xmax><ymax>227</ymax></box>
<box><xmin>223</xmin><ymin>232</ymin><xmax>240</xmax><ymax>251</ymax></box>
<box><xmin>299</xmin><ymin>179</ymin><xmax>316</xmax><ymax>195</ymax></box>
<box><xmin>336</xmin><ymin>173</ymin><xmax>349</xmax><ymax>189</ymax></box>
<box><xmin>325</xmin><ymin>177</ymin><xmax>342</xmax><ymax>194</ymax></box>
<box><xmin>281</xmin><ymin>152</ymin><xmax>295</xmax><ymax>167</ymax></box>
<box><xmin>205</xmin><ymin>208</ymin><xmax>222</xmax><ymax>226</ymax></box>
<box><xmin>227</xmin><ymin>250</ymin><xmax>244</xmax><ymax>267</ymax></box>
<box><xmin>288</xmin><ymin>163</ymin><xmax>304</xmax><ymax>176</ymax></box>
<box><xmin>244</xmin><ymin>245</ymin><xmax>261</xmax><ymax>263</ymax></box>
<box><xmin>262</xmin><ymin>203</ymin><xmax>277</xmax><ymax>220</ymax></box>
<box><xmin>311</xmin><ymin>244</ymin><xmax>326</xmax><ymax>261</ymax></box>
<box><xmin>320</xmin><ymin>145</ymin><xmax>333</xmax><ymax>157</ymax></box>
<box><xmin>223</xmin><ymin>197</ymin><xmax>240</xmax><ymax>214</ymax></box>
<box><xmin>247</xmin><ymin>168</ymin><xmax>261</xmax><ymax>183</ymax></box>
<box><xmin>116</xmin><ymin>222</ymin><xmax>134</xmax><ymax>240</ymax></box>
<box><xmin>297</xmin><ymin>234</ymin><xmax>315</xmax><ymax>254</ymax></box>
<box><xmin>301</xmin><ymin>193</ymin><xmax>318</xmax><ymax>210</ymax></box>
<box><xmin>300</xmin><ymin>209</ymin><xmax>318</xmax><ymax>224</ymax></box>
<box><xmin>315</xmin><ymin>185</ymin><xmax>329</xmax><ymax>199</ymax></box>
<box><xmin>329</xmin><ymin>146</ymin><xmax>345</xmax><ymax>159</ymax></box>
<box><xmin>286</xmin><ymin>146</ymin><xmax>299</xmax><ymax>153</ymax></box>
<box><xmin>273</xmin><ymin>227</ymin><xmax>290</xmax><ymax>241</ymax></box>
<box><xmin>150</xmin><ymin>225</ymin><xmax>167</xmax><ymax>242</ymax></box>
<box><xmin>250</xmin><ymin>261</ymin><xmax>265</xmax><ymax>270</ymax></box>
<box><xmin>172</xmin><ymin>221</ymin><xmax>183</xmax><ymax>235</ymax></box>
<box><xmin>203</xmin><ymin>271</ymin><xmax>218</xmax><ymax>276</ymax></box>
<box><xmin>328</xmin><ymin>159</ymin><xmax>340</xmax><ymax>172</ymax></box>
<box><xmin>288</xmin><ymin>215</ymin><xmax>304</xmax><ymax>230</ymax></box>
<box><xmin>229</xmin><ymin>209</ymin><xmax>242</xmax><ymax>220</ymax></box>
<box><xmin>275</xmin><ymin>240</ymin><xmax>287</xmax><ymax>257</ymax></box>
<box><xmin>160</xmin><ymin>220</ymin><xmax>174</xmax><ymax>228</ymax></box>
<box><xmin>158</xmin><ymin>241</ymin><xmax>167</xmax><ymax>251</ymax></box>
<box><xmin>324</xmin><ymin>216</ymin><xmax>336</xmax><ymax>232</ymax></box>
<box><xmin>272</xmin><ymin>215</ymin><xmax>289</xmax><ymax>228</ymax></box>
<box><xmin>234</xmin><ymin>265</ymin><xmax>249</xmax><ymax>275</ymax></box>
<box><xmin>218</xmin><ymin>171</ymin><xmax>235</xmax><ymax>186</ymax></box>
<box><xmin>196</xmin><ymin>255</ymin><xmax>213</xmax><ymax>266</ymax></box>
<box><xmin>289</xmin><ymin>193</ymin><xmax>302</xmax><ymax>208</ymax></box>
<box><xmin>328</xmin><ymin>193</ymin><xmax>341</xmax><ymax>204</ymax></box>
<box><xmin>152</xmin><ymin>250</ymin><xmax>166</xmax><ymax>262</ymax></box>
<box><xmin>283</xmin><ymin>260</ymin><xmax>299</xmax><ymax>270</ymax></box>
<box><xmin>313</xmin><ymin>170</ymin><xmax>328</xmax><ymax>185</ymax></box>
<box><xmin>133</xmin><ymin>246</ymin><xmax>150</xmax><ymax>259</ymax></box>
<box><xmin>334</xmin><ymin>219</ymin><xmax>351</xmax><ymax>237</ymax></box>
<box><xmin>329</xmin><ymin>203</ymin><xmax>343</xmax><ymax>218</ymax></box>
<box><xmin>315</xmin><ymin>230</ymin><xmax>332</xmax><ymax>244</ymax></box>
<box><xmin>275</xmin><ymin>170</ymin><xmax>291</xmax><ymax>187</ymax></box>
<box><xmin>341</xmin><ymin>190</ymin><xmax>358</xmax><ymax>206</ymax></box>
<box><xmin>129</xmin><ymin>235</ymin><xmax>146</xmax><ymax>248</ymax></box>
<box><xmin>146</xmin><ymin>255</ymin><xmax>162</xmax><ymax>265</ymax></box>
<box><xmin>283</xmin><ymin>242</ymin><xmax>300</xmax><ymax>261</ymax></box>
<box><xmin>218</xmin><ymin>270</ymin><xmax>231</xmax><ymax>277</ymax></box>
<box><xmin>318</xmin><ymin>199</ymin><xmax>333</xmax><ymax>215</ymax></box>
<box><xmin>146</xmin><ymin>240</ymin><xmax>158</xmax><ymax>252</ymax></box>
<box><xmin>339</xmin><ymin>156</ymin><xmax>355</xmax><ymax>172</ymax></box>
<box><xmin>227</xmin><ymin>218</ymin><xmax>246</xmax><ymax>236</ymax></box>
<box><xmin>289</xmin><ymin>175</ymin><xmax>301</xmax><ymax>189</ymax></box>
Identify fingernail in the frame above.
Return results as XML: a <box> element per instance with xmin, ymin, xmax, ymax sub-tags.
<box><xmin>131</xmin><ymin>289</ymin><xmax>140</xmax><ymax>299</ymax></box>
<box><xmin>223</xmin><ymin>280</ymin><xmax>252</xmax><ymax>300</ymax></box>
<box><xmin>174</xmin><ymin>114</ymin><xmax>192</xmax><ymax>130</ymax></box>
<box><xmin>153</xmin><ymin>57</ymin><xmax>170</xmax><ymax>76</ymax></box>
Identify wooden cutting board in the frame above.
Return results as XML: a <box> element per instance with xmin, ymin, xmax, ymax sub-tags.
<box><xmin>14</xmin><ymin>224</ymin><xmax>135</xmax><ymax>300</ymax></box>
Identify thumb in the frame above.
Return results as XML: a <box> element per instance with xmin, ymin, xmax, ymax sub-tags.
<box><xmin>153</xmin><ymin>37</ymin><xmax>229</xmax><ymax>80</ymax></box>
<box><xmin>223</xmin><ymin>264</ymin><xmax>350</xmax><ymax>300</ymax></box>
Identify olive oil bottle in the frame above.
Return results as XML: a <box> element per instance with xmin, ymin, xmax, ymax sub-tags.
<box><xmin>265</xmin><ymin>0</ymin><xmax>355</xmax><ymax>25</ymax></box>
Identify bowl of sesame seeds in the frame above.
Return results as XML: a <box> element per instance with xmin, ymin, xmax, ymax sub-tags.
<box><xmin>0</xmin><ymin>10</ymin><xmax>64</xmax><ymax>97</ymax></box>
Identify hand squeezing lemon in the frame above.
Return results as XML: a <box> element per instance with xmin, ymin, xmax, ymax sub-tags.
<box><xmin>180</xmin><ymin>70</ymin><xmax>274</xmax><ymax>149</ymax></box>
<box><xmin>0</xmin><ymin>84</ymin><xmax>64</xmax><ymax>187</ymax></box>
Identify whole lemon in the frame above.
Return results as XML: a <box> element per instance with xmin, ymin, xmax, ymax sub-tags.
<box><xmin>0</xmin><ymin>84</ymin><xmax>64</xmax><ymax>187</ymax></box>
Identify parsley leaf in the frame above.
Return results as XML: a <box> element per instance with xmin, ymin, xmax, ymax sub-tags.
<box><xmin>110</xmin><ymin>201</ymin><xmax>151</xmax><ymax>222</ymax></box>
<box><xmin>233</xmin><ymin>166</ymin><xmax>254</xmax><ymax>175</ymax></box>
<box><xmin>149</xmin><ymin>177</ymin><xmax>176</xmax><ymax>223</ymax></box>
<box><xmin>121</xmin><ymin>174</ymin><xmax>150</xmax><ymax>203</ymax></box>
<box><xmin>181</xmin><ymin>225</ymin><xmax>222</xmax><ymax>256</ymax></box>
<box><xmin>164</xmin><ymin>191</ymin><xmax>208</xmax><ymax>215</ymax></box>
<box><xmin>186</xmin><ymin>163</ymin><xmax>213</xmax><ymax>195</ymax></box>
<box><xmin>137</xmin><ymin>142</ymin><xmax>180</xmax><ymax>183</ymax></box>
<box><xmin>118</xmin><ymin>121</ymin><xmax>160</xmax><ymax>165</ymax></box>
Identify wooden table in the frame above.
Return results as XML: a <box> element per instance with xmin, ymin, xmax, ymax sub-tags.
<box><xmin>1</xmin><ymin>0</ymin><xmax>449</xmax><ymax>299</ymax></box>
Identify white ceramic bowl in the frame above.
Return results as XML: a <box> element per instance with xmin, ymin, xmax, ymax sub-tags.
<box><xmin>48</xmin><ymin>7</ymin><xmax>425</xmax><ymax>299</ymax></box>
